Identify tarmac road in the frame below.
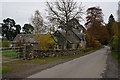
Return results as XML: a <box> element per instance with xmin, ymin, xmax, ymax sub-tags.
<box><xmin>28</xmin><ymin>46</ymin><xmax>108</xmax><ymax>78</ymax></box>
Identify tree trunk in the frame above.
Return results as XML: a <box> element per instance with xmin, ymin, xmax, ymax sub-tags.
<box><xmin>64</xmin><ymin>30</ymin><xmax>68</xmax><ymax>49</ymax></box>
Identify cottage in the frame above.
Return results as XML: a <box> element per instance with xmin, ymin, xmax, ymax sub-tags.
<box><xmin>54</xmin><ymin>29</ymin><xmax>86</xmax><ymax>49</ymax></box>
<box><xmin>12</xmin><ymin>28</ymin><xmax>86</xmax><ymax>50</ymax></box>
<box><xmin>11</xmin><ymin>34</ymin><xmax>40</xmax><ymax>50</ymax></box>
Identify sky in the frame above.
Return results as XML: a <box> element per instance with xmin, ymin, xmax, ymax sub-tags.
<box><xmin>0</xmin><ymin>0</ymin><xmax>119</xmax><ymax>27</ymax></box>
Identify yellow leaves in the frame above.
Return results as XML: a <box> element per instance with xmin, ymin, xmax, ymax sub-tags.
<box><xmin>112</xmin><ymin>22</ymin><xmax>119</xmax><ymax>36</ymax></box>
<box><xmin>94</xmin><ymin>40</ymin><xmax>101</xmax><ymax>47</ymax></box>
<box><xmin>34</xmin><ymin>33</ymin><xmax>57</xmax><ymax>50</ymax></box>
<box><xmin>50</xmin><ymin>26</ymin><xmax>55</xmax><ymax>32</ymax></box>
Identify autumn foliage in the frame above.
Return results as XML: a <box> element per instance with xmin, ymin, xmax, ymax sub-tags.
<box><xmin>85</xmin><ymin>31</ymin><xmax>101</xmax><ymax>47</ymax></box>
<box><xmin>35</xmin><ymin>33</ymin><xmax>57</xmax><ymax>50</ymax></box>
<box><xmin>85</xmin><ymin>7</ymin><xmax>110</xmax><ymax>45</ymax></box>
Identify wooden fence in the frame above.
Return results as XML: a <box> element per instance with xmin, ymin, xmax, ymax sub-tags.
<box><xmin>0</xmin><ymin>46</ymin><xmax>26</xmax><ymax>58</ymax></box>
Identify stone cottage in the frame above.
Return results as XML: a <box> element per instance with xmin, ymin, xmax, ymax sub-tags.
<box><xmin>12</xmin><ymin>28</ymin><xmax>86</xmax><ymax>50</ymax></box>
<box><xmin>11</xmin><ymin>34</ymin><xmax>40</xmax><ymax>50</ymax></box>
<box><xmin>54</xmin><ymin>29</ymin><xmax>86</xmax><ymax>49</ymax></box>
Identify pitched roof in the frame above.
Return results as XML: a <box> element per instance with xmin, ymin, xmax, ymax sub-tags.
<box><xmin>55</xmin><ymin>30</ymin><xmax>81</xmax><ymax>44</ymax></box>
<box><xmin>12</xmin><ymin>34</ymin><xmax>37</xmax><ymax>43</ymax></box>
<box><xmin>72</xmin><ymin>29</ymin><xmax>86</xmax><ymax>41</ymax></box>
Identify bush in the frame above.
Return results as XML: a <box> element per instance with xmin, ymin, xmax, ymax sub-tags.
<box><xmin>110</xmin><ymin>36</ymin><xmax>119</xmax><ymax>51</ymax></box>
<box><xmin>86</xmin><ymin>36</ymin><xmax>101</xmax><ymax>48</ymax></box>
<box><xmin>35</xmin><ymin>33</ymin><xmax>57</xmax><ymax>50</ymax></box>
<box><xmin>110</xmin><ymin>35</ymin><xmax>120</xmax><ymax>62</ymax></box>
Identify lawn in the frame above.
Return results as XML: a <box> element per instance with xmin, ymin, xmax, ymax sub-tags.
<box><xmin>2</xmin><ymin>46</ymin><xmax>103</xmax><ymax>74</ymax></box>
<box><xmin>1</xmin><ymin>50</ymin><xmax>18</xmax><ymax>57</ymax></box>
<box><xmin>0</xmin><ymin>40</ymin><xmax>11</xmax><ymax>42</ymax></box>
<box><xmin>0</xmin><ymin>40</ymin><xmax>11</xmax><ymax>48</ymax></box>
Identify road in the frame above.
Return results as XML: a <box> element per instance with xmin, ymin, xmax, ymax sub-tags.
<box><xmin>28</xmin><ymin>46</ymin><xmax>109</xmax><ymax>78</ymax></box>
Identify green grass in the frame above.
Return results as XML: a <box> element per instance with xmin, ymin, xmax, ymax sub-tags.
<box><xmin>2</xmin><ymin>59</ymin><xmax>9</xmax><ymax>62</ymax></box>
<box><xmin>0</xmin><ymin>40</ymin><xmax>11</xmax><ymax>42</ymax></box>
<box><xmin>1</xmin><ymin>50</ymin><xmax>18</xmax><ymax>57</ymax></box>
<box><xmin>0</xmin><ymin>40</ymin><xmax>11</xmax><ymax>48</ymax></box>
<box><xmin>111</xmin><ymin>50</ymin><xmax>120</xmax><ymax>63</ymax></box>
<box><xmin>2</xmin><ymin>68</ymin><xmax>11</xmax><ymax>74</ymax></box>
<box><xmin>0</xmin><ymin>65</ymin><xmax>10</xmax><ymax>74</ymax></box>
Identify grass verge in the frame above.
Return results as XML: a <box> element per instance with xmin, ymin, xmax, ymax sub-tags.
<box><xmin>2</xmin><ymin>68</ymin><xmax>11</xmax><ymax>74</ymax></box>
<box><xmin>111</xmin><ymin>50</ymin><xmax>120</xmax><ymax>63</ymax></box>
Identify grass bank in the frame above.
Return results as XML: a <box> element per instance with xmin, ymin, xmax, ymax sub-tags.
<box><xmin>111</xmin><ymin>50</ymin><xmax>120</xmax><ymax>63</ymax></box>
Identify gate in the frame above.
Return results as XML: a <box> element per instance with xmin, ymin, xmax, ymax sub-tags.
<box><xmin>0</xmin><ymin>46</ymin><xmax>26</xmax><ymax>59</ymax></box>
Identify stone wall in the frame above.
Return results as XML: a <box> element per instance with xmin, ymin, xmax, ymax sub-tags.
<box><xmin>25</xmin><ymin>44</ymin><xmax>93</xmax><ymax>60</ymax></box>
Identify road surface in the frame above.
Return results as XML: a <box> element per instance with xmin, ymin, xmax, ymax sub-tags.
<box><xmin>28</xmin><ymin>46</ymin><xmax>109</xmax><ymax>78</ymax></box>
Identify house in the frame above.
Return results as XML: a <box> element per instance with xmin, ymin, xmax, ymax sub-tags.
<box><xmin>12</xmin><ymin>28</ymin><xmax>86</xmax><ymax>50</ymax></box>
<box><xmin>11</xmin><ymin>34</ymin><xmax>40</xmax><ymax>50</ymax></box>
<box><xmin>54</xmin><ymin>29</ymin><xmax>86</xmax><ymax>49</ymax></box>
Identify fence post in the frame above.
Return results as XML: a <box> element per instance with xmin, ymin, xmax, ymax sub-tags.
<box><xmin>18</xmin><ymin>47</ymin><xmax>20</xmax><ymax>58</ymax></box>
<box><xmin>23</xmin><ymin>45</ymin><xmax>26</xmax><ymax>59</ymax></box>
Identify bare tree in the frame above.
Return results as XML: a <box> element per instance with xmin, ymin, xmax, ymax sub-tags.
<box><xmin>31</xmin><ymin>10</ymin><xmax>44</xmax><ymax>34</ymax></box>
<box><xmin>46</xmin><ymin>0</ymin><xmax>84</xmax><ymax>49</ymax></box>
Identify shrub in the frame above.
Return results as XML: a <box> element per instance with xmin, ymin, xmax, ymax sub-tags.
<box><xmin>110</xmin><ymin>35</ymin><xmax>120</xmax><ymax>62</ymax></box>
<box><xmin>110</xmin><ymin>35</ymin><xmax>119</xmax><ymax>51</ymax></box>
<box><xmin>35</xmin><ymin>33</ymin><xmax>57</xmax><ymax>50</ymax></box>
<box><xmin>86</xmin><ymin>36</ymin><xmax>101</xmax><ymax>48</ymax></box>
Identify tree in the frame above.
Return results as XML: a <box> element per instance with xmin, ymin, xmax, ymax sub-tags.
<box><xmin>31</xmin><ymin>10</ymin><xmax>44</xmax><ymax>34</ymax></box>
<box><xmin>50</xmin><ymin>26</ymin><xmax>55</xmax><ymax>33</ymax></box>
<box><xmin>106</xmin><ymin>14</ymin><xmax>115</xmax><ymax>38</ymax></box>
<box><xmin>108</xmin><ymin>14</ymin><xmax>115</xmax><ymax>23</ymax></box>
<box><xmin>35</xmin><ymin>33</ymin><xmax>57</xmax><ymax>50</ymax></box>
<box><xmin>15</xmin><ymin>25</ymin><xmax>21</xmax><ymax>34</ymax></box>
<box><xmin>99</xmin><ymin>25</ymin><xmax>110</xmax><ymax>44</ymax></box>
<box><xmin>2</xmin><ymin>18</ymin><xmax>21</xmax><ymax>41</ymax></box>
<box><xmin>111</xmin><ymin>22</ymin><xmax>120</xmax><ymax>36</ymax></box>
<box><xmin>22</xmin><ymin>24</ymin><xmax>34</xmax><ymax>34</ymax></box>
<box><xmin>85</xmin><ymin>30</ymin><xmax>101</xmax><ymax>47</ymax></box>
<box><xmin>85</xmin><ymin>7</ymin><xmax>104</xmax><ymax>37</ymax></box>
<box><xmin>85</xmin><ymin>7</ymin><xmax>103</xmax><ymax>28</ymax></box>
<box><xmin>85</xmin><ymin>7</ymin><xmax>110</xmax><ymax>45</ymax></box>
<box><xmin>46</xmin><ymin>0</ymin><xmax>84</xmax><ymax>48</ymax></box>
<box><xmin>109</xmin><ymin>22</ymin><xmax>120</xmax><ymax>62</ymax></box>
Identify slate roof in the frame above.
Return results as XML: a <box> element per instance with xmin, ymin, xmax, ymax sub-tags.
<box><xmin>12</xmin><ymin>34</ymin><xmax>37</xmax><ymax>44</ymax></box>
<box><xmin>72</xmin><ymin>29</ymin><xmax>86</xmax><ymax>41</ymax></box>
<box><xmin>55</xmin><ymin>29</ymin><xmax>84</xmax><ymax>44</ymax></box>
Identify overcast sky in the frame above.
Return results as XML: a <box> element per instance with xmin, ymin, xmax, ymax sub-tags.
<box><xmin>0</xmin><ymin>0</ymin><xmax>119</xmax><ymax>27</ymax></box>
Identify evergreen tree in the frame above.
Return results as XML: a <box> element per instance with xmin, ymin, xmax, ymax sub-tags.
<box><xmin>2</xmin><ymin>18</ymin><xmax>21</xmax><ymax>41</ymax></box>
<box><xmin>107</xmin><ymin>14</ymin><xmax>115</xmax><ymax>38</ymax></box>
<box><xmin>108</xmin><ymin>14</ymin><xmax>115</xmax><ymax>23</ymax></box>
<box><xmin>22</xmin><ymin>24</ymin><xmax>34</xmax><ymax>34</ymax></box>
